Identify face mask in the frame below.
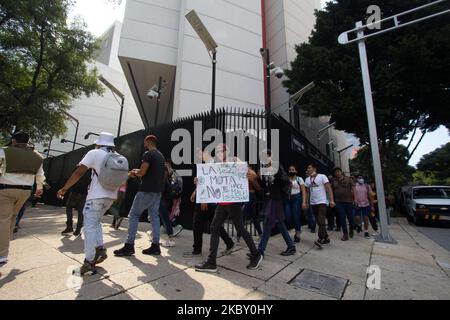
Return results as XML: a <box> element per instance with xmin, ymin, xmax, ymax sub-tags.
<box><xmin>357</xmin><ymin>178</ymin><xmax>365</xmax><ymax>184</ymax></box>
<box><xmin>288</xmin><ymin>172</ymin><xmax>296</xmax><ymax>177</ymax></box>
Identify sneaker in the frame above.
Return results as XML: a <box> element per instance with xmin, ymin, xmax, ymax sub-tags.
<box><xmin>356</xmin><ymin>226</ymin><xmax>362</xmax><ymax>233</ymax></box>
<box><xmin>349</xmin><ymin>230</ymin><xmax>354</xmax><ymax>238</ymax></box>
<box><xmin>13</xmin><ymin>226</ymin><xmax>18</xmax><ymax>234</ymax></box>
<box><xmin>161</xmin><ymin>239</ymin><xmax>176</xmax><ymax>247</ymax></box>
<box><xmin>183</xmin><ymin>251</ymin><xmax>202</xmax><ymax>258</ymax></box>
<box><xmin>142</xmin><ymin>243</ymin><xmax>161</xmax><ymax>256</ymax></box>
<box><xmin>247</xmin><ymin>254</ymin><xmax>263</xmax><ymax>270</ymax></box>
<box><xmin>195</xmin><ymin>261</ymin><xmax>217</xmax><ymax>273</ymax></box>
<box><xmin>94</xmin><ymin>247</ymin><xmax>107</xmax><ymax>265</ymax></box>
<box><xmin>314</xmin><ymin>240</ymin><xmax>323</xmax><ymax>249</ymax></box>
<box><xmin>73</xmin><ymin>229</ymin><xmax>82</xmax><ymax>238</ymax></box>
<box><xmin>114</xmin><ymin>243</ymin><xmax>135</xmax><ymax>257</ymax></box>
<box><xmin>321</xmin><ymin>238</ymin><xmax>331</xmax><ymax>245</ymax></box>
<box><xmin>79</xmin><ymin>259</ymin><xmax>97</xmax><ymax>276</ymax></box>
<box><xmin>172</xmin><ymin>224</ymin><xmax>183</xmax><ymax>237</ymax></box>
<box><xmin>294</xmin><ymin>234</ymin><xmax>301</xmax><ymax>243</ymax></box>
<box><xmin>0</xmin><ymin>256</ymin><xmax>7</xmax><ymax>265</ymax></box>
<box><xmin>221</xmin><ymin>242</ymin><xmax>235</xmax><ymax>255</ymax></box>
<box><xmin>281</xmin><ymin>247</ymin><xmax>296</xmax><ymax>256</ymax></box>
<box><xmin>114</xmin><ymin>218</ymin><xmax>124</xmax><ymax>230</ymax></box>
<box><xmin>364</xmin><ymin>232</ymin><xmax>371</xmax><ymax>239</ymax></box>
<box><xmin>61</xmin><ymin>227</ymin><xmax>74</xmax><ymax>235</ymax></box>
<box><xmin>341</xmin><ymin>234</ymin><xmax>349</xmax><ymax>241</ymax></box>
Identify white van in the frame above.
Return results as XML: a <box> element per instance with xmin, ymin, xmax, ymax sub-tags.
<box><xmin>403</xmin><ymin>186</ymin><xmax>450</xmax><ymax>225</ymax></box>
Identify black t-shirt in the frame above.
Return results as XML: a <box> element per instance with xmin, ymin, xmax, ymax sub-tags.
<box><xmin>139</xmin><ymin>149</ymin><xmax>166</xmax><ymax>193</ymax></box>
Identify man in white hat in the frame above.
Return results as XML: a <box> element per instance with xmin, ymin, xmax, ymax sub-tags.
<box><xmin>57</xmin><ymin>132</ymin><xmax>122</xmax><ymax>275</ymax></box>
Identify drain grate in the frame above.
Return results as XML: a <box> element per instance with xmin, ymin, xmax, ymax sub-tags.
<box><xmin>289</xmin><ymin>269</ymin><xmax>349</xmax><ymax>299</ymax></box>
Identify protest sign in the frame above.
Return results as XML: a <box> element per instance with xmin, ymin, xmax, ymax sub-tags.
<box><xmin>196</xmin><ymin>162</ymin><xmax>249</xmax><ymax>203</ymax></box>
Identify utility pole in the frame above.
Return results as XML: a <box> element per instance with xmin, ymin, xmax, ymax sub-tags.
<box><xmin>338</xmin><ymin>0</ymin><xmax>450</xmax><ymax>243</ymax></box>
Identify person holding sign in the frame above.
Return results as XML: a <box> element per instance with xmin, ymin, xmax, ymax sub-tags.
<box><xmin>184</xmin><ymin>148</ymin><xmax>234</xmax><ymax>258</ymax></box>
<box><xmin>195</xmin><ymin>144</ymin><xmax>263</xmax><ymax>273</ymax></box>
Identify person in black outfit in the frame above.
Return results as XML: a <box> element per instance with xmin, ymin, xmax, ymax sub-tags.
<box><xmin>61</xmin><ymin>166</ymin><xmax>91</xmax><ymax>236</ymax></box>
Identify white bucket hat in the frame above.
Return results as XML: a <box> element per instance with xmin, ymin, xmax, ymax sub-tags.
<box><xmin>95</xmin><ymin>132</ymin><xmax>115</xmax><ymax>147</ymax></box>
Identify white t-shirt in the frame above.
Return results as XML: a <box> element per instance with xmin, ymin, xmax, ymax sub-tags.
<box><xmin>79</xmin><ymin>148</ymin><xmax>118</xmax><ymax>201</ymax></box>
<box><xmin>305</xmin><ymin>174</ymin><xmax>329</xmax><ymax>205</ymax></box>
<box><xmin>290</xmin><ymin>177</ymin><xmax>304</xmax><ymax>195</ymax></box>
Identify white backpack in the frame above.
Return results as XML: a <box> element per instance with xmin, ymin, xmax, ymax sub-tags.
<box><xmin>94</xmin><ymin>152</ymin><xmax>129</xmax><ymax>191</ymax></box>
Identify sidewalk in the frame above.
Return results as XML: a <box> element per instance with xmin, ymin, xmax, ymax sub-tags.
<box><xmin>0</xmin><ymin>205</ymin><xmax>449</xmax><ymax>300</ymax></box>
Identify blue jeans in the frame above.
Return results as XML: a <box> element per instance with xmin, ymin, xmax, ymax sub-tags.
<box><xmin>305</xmin><ymin>206</ymin><xmax>316</xmax><ymax>231</ymax></box>
<box><xmin>126</xmin><ymin>192</ymin><xmax>161</xmax><ymax>245</ymax></box>
<box><xmin>284</xmin><ymin>194</ymin><xmax>302</xmax><ymax>232</ymax></box>
<box><xmin>258</xmin><ymin>218</ymin><xmax>295</xmax><ymax>255</ymax></box>
<box><xmin>83</xmin><ymin>198</ymin><xmax>114</xmax><ymax>262</ymax></box>
<box><xmin>335</xmin><ymin>202</ymin><xmax>354</xmax><ymax>235</ymax></box>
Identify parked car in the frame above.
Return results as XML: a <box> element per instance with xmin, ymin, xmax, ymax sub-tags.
<box><xmin>402</xmin><ymin>186</ymin><xmax>450</xmax><ymax>225</ymax></box>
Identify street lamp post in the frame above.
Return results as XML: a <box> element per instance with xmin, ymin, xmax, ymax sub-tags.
<box><xmin>186</xmin><ymin>10</ymin><xmax>218</xmax><ymax>129</ymax></box>
<box><xmin>61</xmin><ymin>110</ymin><xmax>79</xmax><ymax>151</ymax></box>
<box><xmin>99</xmin><ymin>76</ymin><xmax>125</xmax><ymax>137</ymax></box>
<box><xmin>337</xmin><ymin>144</ymin><xmax>354</xmax><ymax>170</ymax></box>
<box><xmin>337</xmin><ymin>0</ymin><xmax>450</xmax><ymax>243</ymax></box>
<box><xmin>289</xmin><ymin>82</ymin><xmax>315</xmax><ymax>130</ymax></box>
<box><xmin>317</xmin><ymin>122</ymin><xmax>336</xmax><ymax>148</ymax></box>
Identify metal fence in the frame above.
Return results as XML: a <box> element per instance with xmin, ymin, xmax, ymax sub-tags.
<box><xmin>42</xmin><ymin>108</ymin><xmax>334</xmax><ymax>231</ymax></box>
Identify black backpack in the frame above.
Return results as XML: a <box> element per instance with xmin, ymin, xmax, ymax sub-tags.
<box><xmin>165</xmin><ymin>170</ymin><xmax>183</xmax><ymax>200</ymax></box>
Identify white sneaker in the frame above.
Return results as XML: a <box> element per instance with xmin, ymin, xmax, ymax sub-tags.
<box><xmin>0</xmin><ymin>256</ymin><xmax>7</xmax><ymax>264</ymax></box>
<box><xmin>161</xmin><ymin>239</ymin><xmax>176</xmax><ymax>247</ymax></box>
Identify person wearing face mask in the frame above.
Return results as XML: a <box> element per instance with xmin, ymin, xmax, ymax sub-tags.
<box><xmin>354</xmin><ymin>175</ymin><xmax>375</xmax><ymax>239</ymax></box>
<box><xmin>284</xmin><ymin>165</ymin><xmax>307</xmax><ymax>243</ymax></box>
<box><xmin>256</xmin><ymin>151</ymin><xmax>296</xmax><ymax>257</ymax></box>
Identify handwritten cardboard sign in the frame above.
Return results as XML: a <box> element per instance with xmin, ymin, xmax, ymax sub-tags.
<box><xmin>196</xmin><ymin>162</ymin><xmax>249</xmax><ymax>203</ymax></box>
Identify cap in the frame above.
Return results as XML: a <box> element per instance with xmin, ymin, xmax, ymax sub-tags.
<box><xmin>94</xmin><ymin>132</ymin><xmax>115</xmax><ymax>147</ymax></box>
<box><xmin>11</xmin><ymin>132</ymin><xmax>30</xmax><ymax>144</ymax></box>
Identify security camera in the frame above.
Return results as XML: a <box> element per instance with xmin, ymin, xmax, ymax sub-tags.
<box><xmin>147</xmin><ymin>89</ymin><xmax>158</xmax><ymax>99</ymax></box>
<box><xmin>271</xmin><ymin>67</ymin><xmax>284</xmax><ymax>79</ymax></box>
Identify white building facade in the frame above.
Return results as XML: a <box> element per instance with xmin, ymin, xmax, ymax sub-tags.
<box><xmin>116</xmin><ymin>0</ymin><xmax>351</xmax><ymax>170</ymax></box>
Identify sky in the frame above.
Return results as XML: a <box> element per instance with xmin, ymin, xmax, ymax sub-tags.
<box><xmin>70</xmin><ymin>0</ymin><xmax>449</xmax><ymax>167</ymax></box>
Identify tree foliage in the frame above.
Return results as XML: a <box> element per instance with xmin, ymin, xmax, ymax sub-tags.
<box><xmin>413</xmin><ymin>142</ymin><xmax>450</xmax><ymax>185</ymax></box>
<box><xmin>284</xmin><ymin>0</ymin><xmax>450</xmax><ymax>159</ymax></box>
<box><xmin>0</xmin><ymin>0</ymin><xmax>103</xmax><ymax>142</ymax></box>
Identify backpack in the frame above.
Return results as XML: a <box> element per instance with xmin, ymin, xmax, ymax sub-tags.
<box><xmin>94</xmin><ymin>152</ymin><xmax>129</xmax><ymax>191</ymax></box>
<box><xmin>165</xmin><ymin>170</ymin><xmax>183</xmax><ymax>200</ymax></box>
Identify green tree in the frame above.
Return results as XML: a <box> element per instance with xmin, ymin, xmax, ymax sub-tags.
<box><xmin>350</xmin><ymin>144</ymin><xmax>416</xmax><ymax>194</ymax></box>
<box><xmin>0</xmin><ymin>0</ymin><xmax>103</xmax><ymax>143</ymax></box>
<box><xmin>284</xmin><ymin>0</ymin><xmax>450</xmax><ymax>166</ymax></box>
<box><xmin>413</xmin><ymin>142</ymin><xmax>450</xmax><ymax>185</ymax></box>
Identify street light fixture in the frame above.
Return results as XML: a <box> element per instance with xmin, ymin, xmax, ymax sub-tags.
<box><xmin>84</xmin><ymin>132</ymin><xmax>100</xmax><ymax>140</ymax></box>
<box><xmin>289</xmin><ymin>81</ymin><xmax>315</xmax><ymax>129</ymax></box>
<box><xmin>337</xmin><ymin>144</ymin><xmax>354</xmax><ymax>169</ymax></box>
<box><xmin>60</xmin><ymin>139</ymin><xmax>87</xmax><ymax>148</ymax></box>
<box><xmin>337</xmin><ymin>0</ymin><xmax>449</xmax><ymax>243</ymax></box>
<box><xmin>61</xmin><ymin>110</ymin><xmax>79</xmax><ymax>151</ymax></box>
<box><xmin>99</xmin><ymin>75</ymin><xmax>125</xmax><ymax>137</ymax></box>
<box><xmin>186</xmin><ymin>10</ymin><xmax>218</xmax><ymax>127</ymax></box>
<box><xmin>317</xmin><ymin>122</ymin><xmax>336</xmax><ymax>147</ymax></box>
